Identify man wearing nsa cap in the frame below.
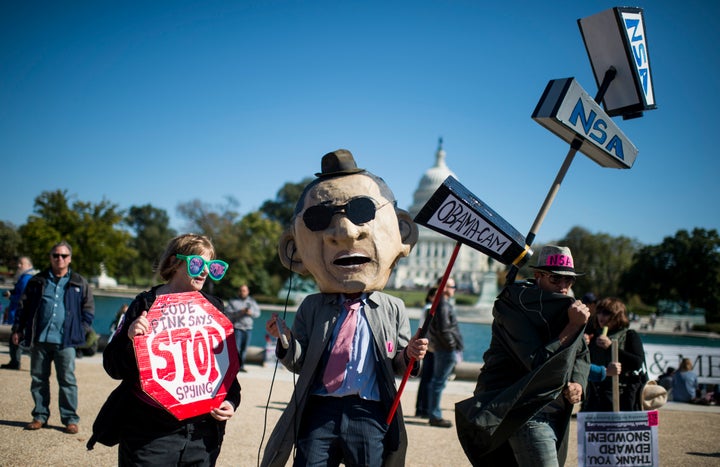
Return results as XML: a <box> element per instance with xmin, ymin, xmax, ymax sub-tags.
<box><xmin>456</xmin><ymin>245</ymin><xmax>591</xmax><ymax>466</ymax></box>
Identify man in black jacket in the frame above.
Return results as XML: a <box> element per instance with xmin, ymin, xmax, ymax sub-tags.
<box><xmin>427</xmin><ymin>277</ymin><xmax>463</xmax><ymax>428</ymax></box>
<box><xmin>456</xmin><ymin>245</ymin><xmax>590</xmax><ymax>466</ymax></box>
<box><xmin>12</xmin><ymin>241</ymin><xmax>94</xmax><ymax>435</ymax></box>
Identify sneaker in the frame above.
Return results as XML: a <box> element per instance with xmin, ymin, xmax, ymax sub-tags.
<box><xmin>429</xmin><ymin>418</ymin><xmax>452</xmax><ymax>428</ymax></box>
<box><xmin>1</xmin><ymin>363</ymin><xmax>20</xmax><ymax>370</ymax></box>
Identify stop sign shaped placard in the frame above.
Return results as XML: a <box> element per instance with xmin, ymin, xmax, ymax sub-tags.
<box><xmin>134</xmin><ymin>291</ymin><xmax>239</xmax><ymax>420</ymax></box>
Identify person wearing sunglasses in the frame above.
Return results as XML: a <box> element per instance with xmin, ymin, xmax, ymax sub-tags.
<box><xmin>12</xmin><ymin>241</ymin><xmax>94</xmax><ymax>435</ymax></box>
<box><xmin>426</xmin><ymin>278</ymin><xmax>463</xmax><ymax>428</ymax></box>
<box><xmin>457</xmin><ymin>245</ymin><xmax>591</xmax><ymax>467</ymax></box>
<box><xmin>262</xmin><ymin>149</ymin><xmax>427</xmax><ymax>467</ymax></box>
<box><xmin>99</xmin><ymin>234</ymin><xmax>240</xmax><ymax>466</ymax></box>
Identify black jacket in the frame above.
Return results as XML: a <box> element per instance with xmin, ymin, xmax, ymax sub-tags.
<box><xmin>428</xmin><ymin>297</ymin><xmax>463</xmax><ymax>352</ymax></box>
<box><xmin>456</xmin><ymin>281</ymin><xmax>590</xmax><ymax>466</ymax></box>
<box><xmin>15</xmin><ymin>268</ymin><xmax>94</xmax><ymax>349</ymax></box>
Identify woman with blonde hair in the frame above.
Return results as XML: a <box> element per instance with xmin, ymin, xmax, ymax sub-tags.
<box><xmin>94</xmin><ymin>234</ymin><xmax>241</xmax><ymax>465</ymax></box>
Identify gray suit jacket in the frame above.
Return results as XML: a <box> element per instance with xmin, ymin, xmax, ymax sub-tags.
<box><xmin>261</xmin><ymin>291</ymin><xmax>414</xmax><ymax>467</ymax></box>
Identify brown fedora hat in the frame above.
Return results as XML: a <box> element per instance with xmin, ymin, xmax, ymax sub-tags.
<box><xmin>315</xmin><ymin>149</ymin><xmax>365</xmax><ymax>178</ymax></box>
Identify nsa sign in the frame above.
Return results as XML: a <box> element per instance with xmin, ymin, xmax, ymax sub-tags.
<box><xmin>532</xmin><ymin>77</ymin><xmax>638</xmax><ymax>169</ymax></box>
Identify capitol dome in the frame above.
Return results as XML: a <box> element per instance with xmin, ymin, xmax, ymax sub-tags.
<box><xmin>408</xmin><ymin>139</ymin><xmax>456</xmax><ymax>218</ymax></box>
<box><xmin>389</xmin><ymin>139</ymin><xmax>500</xmax><ymax>311</ymax></box>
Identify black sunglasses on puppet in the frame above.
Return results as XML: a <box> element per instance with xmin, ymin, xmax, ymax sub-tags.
<box><xmin>302</xmin><ymin>196</ymin><xmax>392</xmax><ymax>232</ymax></box>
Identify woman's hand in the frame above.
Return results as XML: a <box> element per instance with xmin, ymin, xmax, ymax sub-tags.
<box><xmin>595</xmin><ymin>334</ymin><xmax>612</xmax><ymax>350</ymax></box>
<box><xmin>128</xmin><ymin>311</ymin><xmax>150</xmax><ymax>341</ymax></box>
<box><xmin>210</xmin><ymin>400</ymin><xmax>235</xmax><ymax>421</ymax></box>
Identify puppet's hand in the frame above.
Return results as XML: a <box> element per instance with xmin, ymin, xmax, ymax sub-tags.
<box><xmin>266</xmin><ymin>313</ymin><xmax>290</xmax><ymax>348</ymax></box>
<box><xmin>405</xmin><ymin>332</ymin><xmax>428</xmax><ymax>361</ymax></box>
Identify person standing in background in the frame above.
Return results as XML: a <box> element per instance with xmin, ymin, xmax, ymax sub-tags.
<box><xmin>2</xmin><ymin>256</ymin><xmax>37</xmax><ymax>370</ymax></box>
<box><xmin>427</xmin><ymin>278</ymin><xmax>463</xmax><ymax>428</ymax></box>
<box><xmin>225</xmin><ymin>284</ymin><xmax>261</xmax><ymax>372</ymax></box>
<box><xmin>12</xmin><ymin>241</ymin><xmax>94</xmax><ymax>434</ymax></box>
<box><xmin>414</xmin><ymin>286</ymin><xmax>437</xmax><ymax>418</ymax></box>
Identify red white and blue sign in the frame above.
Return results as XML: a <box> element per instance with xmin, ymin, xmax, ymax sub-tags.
<box><xmin>134</xmin><ymin>291</ymin><xmax>239</xmax><ymax>420</ymax></box>
<box><xmin>532</xmin><ymin>77</ymin><xmax>638</xmax><ymax>169</ymax></box>
<box><xmin>578</xmin><ymin>7</ymin><xmax>656</xmax><ymax>119</ymax></box>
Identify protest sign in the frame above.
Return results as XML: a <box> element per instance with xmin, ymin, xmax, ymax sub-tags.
<box><xmin>133</xmin><ymin>291</ymin><xmax>239</xmax><ymax>420</ymax></box>
<box><xmin>414</xmin><ymin>176</ymin><xmax>531</xmax><ymax>267</ymax></box>
<box><xmin>577</xmin><ymin>411</ymin><xmax>659</xmax><ymax>467</ymax></box>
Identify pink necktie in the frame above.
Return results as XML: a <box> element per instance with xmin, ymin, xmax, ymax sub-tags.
<box><xmin>323</xmin><ymin>299</ymin><xmax>360</xmax><ymax>393</ymax></box>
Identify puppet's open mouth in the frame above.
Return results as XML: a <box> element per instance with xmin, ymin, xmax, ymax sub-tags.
<box><xmin>333</xmin><ymin>254</ymin><xmax>371</xmax><ymax>267</ymax></box>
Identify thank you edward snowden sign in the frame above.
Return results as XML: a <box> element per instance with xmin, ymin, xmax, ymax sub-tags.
<box><xmin>577</xmin><ymin>411</ymin><xmax>659</xmax><ymax>467</ymax></box>
<box><xmin>532</xmin><ymin>77</ymin><xmax>638</xmax><ymax>169</ymax></box>
<box><xmin>414</xmin><ymin>176</ymin><xmax>531</xmax><ymax>267</ymax></box>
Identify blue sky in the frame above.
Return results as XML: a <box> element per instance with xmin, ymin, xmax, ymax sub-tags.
<box><xmin>1</xmin><ymin>0</ymin><xmax>718</xmax><ymax>247</ymax></box>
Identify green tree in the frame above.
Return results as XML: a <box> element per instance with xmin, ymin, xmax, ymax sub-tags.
<box><xmin>18</xmin><ymin>190</ymin><xmax>133</xmax><ymax>277</ymax></box>
<box><xmin>177</xmin><ymin>198</ymin><xmax>285</xmax><ymax>299</ymax></box>
<box><xmin>560</xmin><ymin>226</ymin><xmax>640</xmax><ymax>299</ymax></box>
<box><xmin>121</xmin><ymin>205</ymin><xmax>177</xmax><ymax>284</ymax></box>
<box><xmin>622</xmin><ymin>228</ymin><xmax>720</xmax><ymax>322</ymax></box>
<box><xmin>231</xmin><ymin>211</ymin><xmax>285</xmax><ymax>296</ymax></box>
<box><xmin>0</xmin><ymin>221</ymin><xmax>22</xmax><ymax>270</ymax></box>
<box><xmin>260</xmin><ymin>177</ymin><xmax>313</xmax><ymax>228</ymax></box>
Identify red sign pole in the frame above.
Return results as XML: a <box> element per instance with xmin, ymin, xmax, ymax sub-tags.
<box><xmin>386</xmin><ymin>241</ymin><xmax>462</xmax><ymax>425</ymax></box>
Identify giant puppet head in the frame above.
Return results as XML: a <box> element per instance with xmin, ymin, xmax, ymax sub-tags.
<box><xmin>278</xmin><ymin>149</ymin><xmax>418</xmax><ymax>294</ymax></box>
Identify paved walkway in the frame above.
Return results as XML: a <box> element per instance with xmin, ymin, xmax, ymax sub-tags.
<box><xmin>1</xmin><ymin>343</ymin><xmax>718</xmax><ymax>466</ymax></box>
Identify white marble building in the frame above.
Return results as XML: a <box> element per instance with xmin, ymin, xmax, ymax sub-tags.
<box><xmin>389</xmin><ymin>140</ymin><xmax>502</xmax><ymax>301</ymax></box>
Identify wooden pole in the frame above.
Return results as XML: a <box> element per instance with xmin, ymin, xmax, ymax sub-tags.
<box><xmin>612</xmin><ymin>339</ymin><xmax>620</xmax><ymax>412</ymax></box>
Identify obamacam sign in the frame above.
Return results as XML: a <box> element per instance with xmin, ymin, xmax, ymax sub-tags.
<box><xmin>532</xmin><ymin>77</ymin><xmax>638</xmax><ymax>169</ymax></box>
<box><xmin>134</xmin><ymin>291</ymin><xmax>239</xmax><ymax>420</ymax></box>
<box><xmin>414</xmin><ymin>176</ymin><xmax>531</xmax><ymax>267</ymax></box>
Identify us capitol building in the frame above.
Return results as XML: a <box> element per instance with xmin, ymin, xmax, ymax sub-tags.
<box><xmin>388</xmin><ymin>140</ymin><xmax>502</xmax><ymax>307</ymax></box>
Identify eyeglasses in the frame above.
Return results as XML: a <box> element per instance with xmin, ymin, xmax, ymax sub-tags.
<box><xmin>176</xmin><ymin>254</ymin><xmax>229</xmax><ymax>281</ymax></box>
<box><xmin>542</xmin><ymin>273</ymin><xmax>576</xmax><ymax>286</ymax></box>
<box><xmin>597</xmin><ymin>309</ymin><xmax>613</xmax><ymax>316</ymax></box>
<box><xmin>52</xmin><ymin>253</ymin><xmax>70</xmax><ymax>259</ymax></box>
<box><xmin>302</xmin><ymin>196</ymin><xmax>391</xmax><ymax>232</ymax></box>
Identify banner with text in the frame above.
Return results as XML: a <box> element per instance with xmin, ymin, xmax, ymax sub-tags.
<box><xmin>577</xmin><ymin>411</ymin><xmax>659</xmax><ymax>467</ymax></box>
